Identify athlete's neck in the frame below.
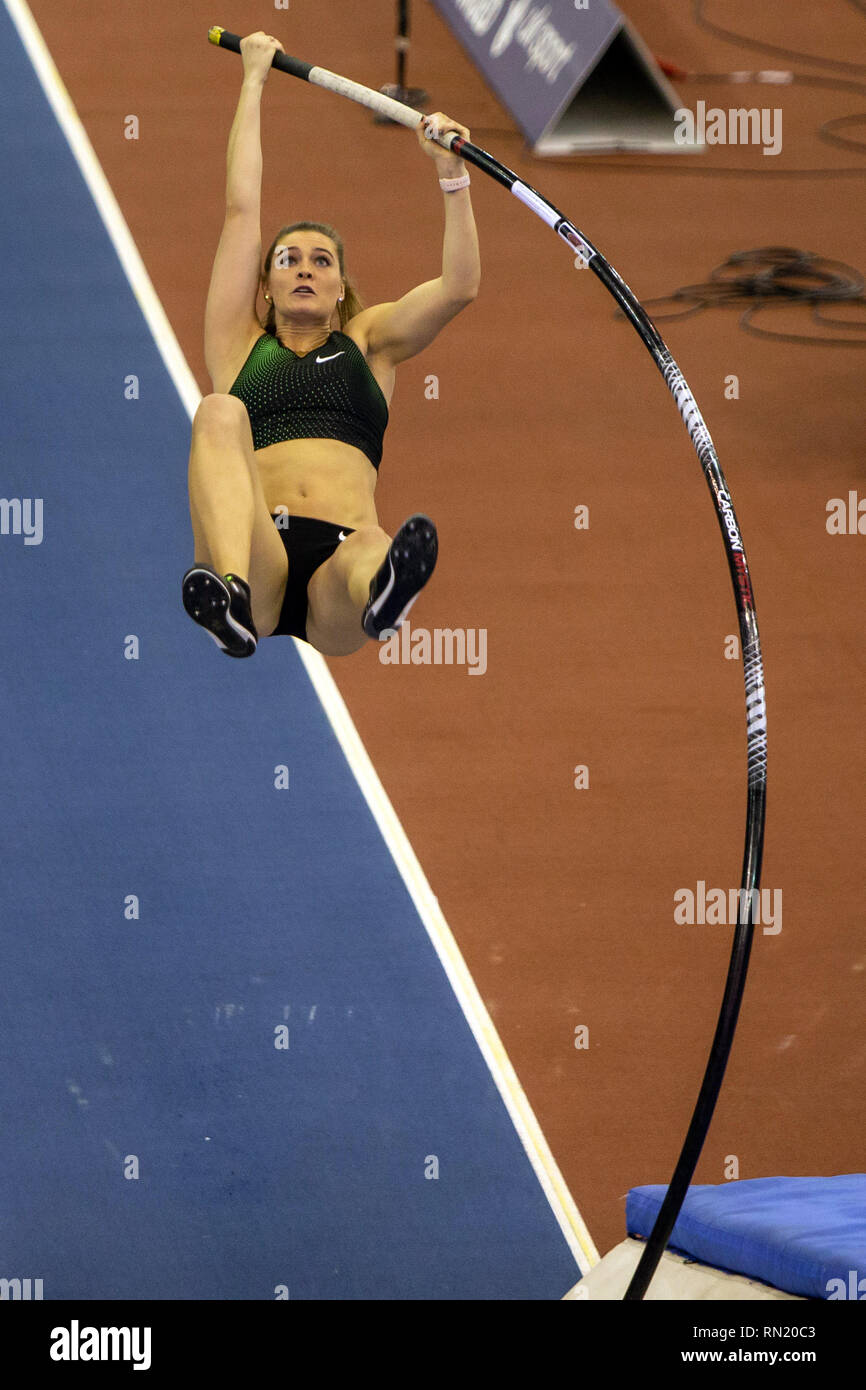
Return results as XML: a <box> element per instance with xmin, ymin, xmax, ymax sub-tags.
<box><xmin>274</xmin><ymin>318</ymin><xmax>335</xmax><ymax>355</ymax></box>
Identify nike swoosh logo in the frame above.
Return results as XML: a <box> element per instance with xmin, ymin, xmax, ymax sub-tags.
<box><xmin>316</xmin><ymin>351</ymin><xmax>345</xmax><ymax>363</ymax></box>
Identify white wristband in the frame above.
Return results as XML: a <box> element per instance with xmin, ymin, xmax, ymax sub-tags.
<box><xmin>439</xmin><ymin>173</ymin><xmax>471</xmax><ymax>192</ymax></box>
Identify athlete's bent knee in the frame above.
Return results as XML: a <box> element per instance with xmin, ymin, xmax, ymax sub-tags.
<box><xmin>193</xmin><ymin>393</ymin><xmax>248</xmax><ymax>435</ymax></box>
<box><xmin>333</xmin><ymin>526</ymin><xmax>389</xmax><ymax>584</ymax></box>
<box><xmin>347</xmin><ymin>524</ymin><xmax>390</xmax><ymax>551</ymax></box>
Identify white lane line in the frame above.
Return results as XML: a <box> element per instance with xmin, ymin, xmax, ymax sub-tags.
<box><xmin>5</xmin><ymin>0</ymin><xmax>598</xmax><ymax>1277</ymax></box>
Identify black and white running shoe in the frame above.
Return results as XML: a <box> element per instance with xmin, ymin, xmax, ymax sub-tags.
<box><xmin>182</xmin><ymin>566</ymin><xmax>258</xmax><ymax>658</ymax></box>
<box><xmin>362</xmin><ymin>514</ymin><xmax>438</xmax><ymax>640</ymax></box>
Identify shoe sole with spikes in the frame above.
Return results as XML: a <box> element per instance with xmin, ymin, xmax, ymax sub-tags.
<box><xmin>182</xmin><ymin>566</ymin><xmax>258</xmax><ymax>658</ymax></box>
<box><xmin>362</xmin><ymin>515</ymin><xmax>438</xmax><ymax>640</ymax></box>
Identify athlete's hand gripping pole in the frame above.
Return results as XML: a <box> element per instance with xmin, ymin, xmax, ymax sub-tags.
<box><xmin>210</xmin><ymin>27</ymin><xmax>442</xmax><ymax>136</ymax></box>
<box><xmin>206</xmin><ymin>27</ymin><xmax>565</xmax><ymax>222</ymax></box>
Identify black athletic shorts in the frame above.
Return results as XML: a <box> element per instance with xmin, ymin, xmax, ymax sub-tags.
<box><xmin>269</xmin><ymin>514</ymin><xmax>356</xmax><ymax>641</ymax></box>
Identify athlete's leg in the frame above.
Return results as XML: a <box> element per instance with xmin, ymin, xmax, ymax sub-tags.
<box><xmin>187</xmin><ymin>393</ymin><xmax>288</xmax><ymax>635</ymax></box>
<box><xmin>305</xmin><ymin>526</ymin><xmax>392</xmax><ymax>656</ymax></box>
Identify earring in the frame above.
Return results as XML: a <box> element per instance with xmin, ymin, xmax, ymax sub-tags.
<box><xmin>264</xmin><ymin>293</ymin><xmax>270</xmax><ymax>301</ymax></box>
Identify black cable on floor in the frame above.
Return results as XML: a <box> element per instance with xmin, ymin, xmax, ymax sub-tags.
<box><xmin>617</xmin><ymin>247</ymin><xmax>866</xmax><ymax>346</ymax></box>
<box><xmin>693</xmin><ymin>0</ymin><xmax>866</xmax><ymax>75</ymax></box>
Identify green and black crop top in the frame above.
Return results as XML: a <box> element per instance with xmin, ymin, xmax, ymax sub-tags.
<box><xmin>227</xmin><ymin>329</ymin><xmax>389</xmax><ymax>469</ymax></box>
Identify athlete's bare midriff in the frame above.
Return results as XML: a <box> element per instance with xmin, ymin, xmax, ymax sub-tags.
<box><xmin>255</xmin><ymin>436</ymin><xmax>380</xmax><ymax>529</ymax></box>
<box><xmin>231</xmin><ymin>318</ymin><xmax>395</xmax><ymax>531</ymax></box>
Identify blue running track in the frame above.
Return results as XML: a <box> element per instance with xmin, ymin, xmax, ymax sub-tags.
<box><xmin>0</xmin><ymin>2</ymin><xmax>584</xmax><ymax>1299</ymax></box>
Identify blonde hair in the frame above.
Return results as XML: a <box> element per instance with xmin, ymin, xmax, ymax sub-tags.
<box><xmin>261</xmin><ymin>221</ymin><xmax>364</xmax><ymax>333</ymax></box>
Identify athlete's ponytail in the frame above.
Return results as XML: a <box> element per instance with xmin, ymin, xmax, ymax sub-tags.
<box><xmin>261</xmin><ymin>221</ymin><xmax>364</xmax><ymax>334</ymax></box>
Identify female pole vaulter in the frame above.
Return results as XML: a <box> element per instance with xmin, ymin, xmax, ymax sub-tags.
<box><xmin>182</xmin><ymin>30</ymin><xmax>480</xmax><ymax>658</ymax></box>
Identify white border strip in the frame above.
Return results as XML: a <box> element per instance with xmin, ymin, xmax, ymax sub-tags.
<box><xmin>6</xmin><ymin>0</ymin><xmax>598</xmax><ymax>1279</ymax></box>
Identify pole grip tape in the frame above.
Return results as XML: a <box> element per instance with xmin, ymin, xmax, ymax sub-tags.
<box><xmin>208</xmin><ymin>27</ymin><xmax>313</xmax><ymax>82</ymax></box>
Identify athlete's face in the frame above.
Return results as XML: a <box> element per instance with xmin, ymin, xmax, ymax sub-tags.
<box><xmin>267</xmin><ymin>232</ymin><xmax>344</xmax><ymax>316</ymax></box>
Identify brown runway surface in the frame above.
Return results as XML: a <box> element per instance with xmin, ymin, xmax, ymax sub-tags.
<box><xmin>29</xmin><ymin>0</ymin><xmax>865</xmax><ymax>1260</ymax></box>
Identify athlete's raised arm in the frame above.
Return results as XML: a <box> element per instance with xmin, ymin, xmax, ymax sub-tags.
<box><xmin>204</xmin><ymin>33</ymin><xmax>284</xmax><ymax>390</ymax></box>
<box><xmin>360</xmin><ymin>113</ymin><xmax>481</xmax><ymax>369</ymax></box>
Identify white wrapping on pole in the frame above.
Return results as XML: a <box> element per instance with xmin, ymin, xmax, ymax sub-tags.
<box><xmin>307</xmin><ymin>64</ymin><xmax>460</xmax><ymax>154</ymax></box>
<box><xmin>309</xmin><ymin>65</ymin><xmax>421</xmax><ymax>130</ymax></box>
<box><xmin>510</xmin><ymin>180</ymin><xmax>560</xmax><ymax>228</ymax></box>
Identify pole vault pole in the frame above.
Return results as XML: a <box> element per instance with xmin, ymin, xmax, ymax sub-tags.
<box><xmin>206</xmin><ymin>24</ymin><xmax>768</xmax><ymax>1302</ymax></box>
